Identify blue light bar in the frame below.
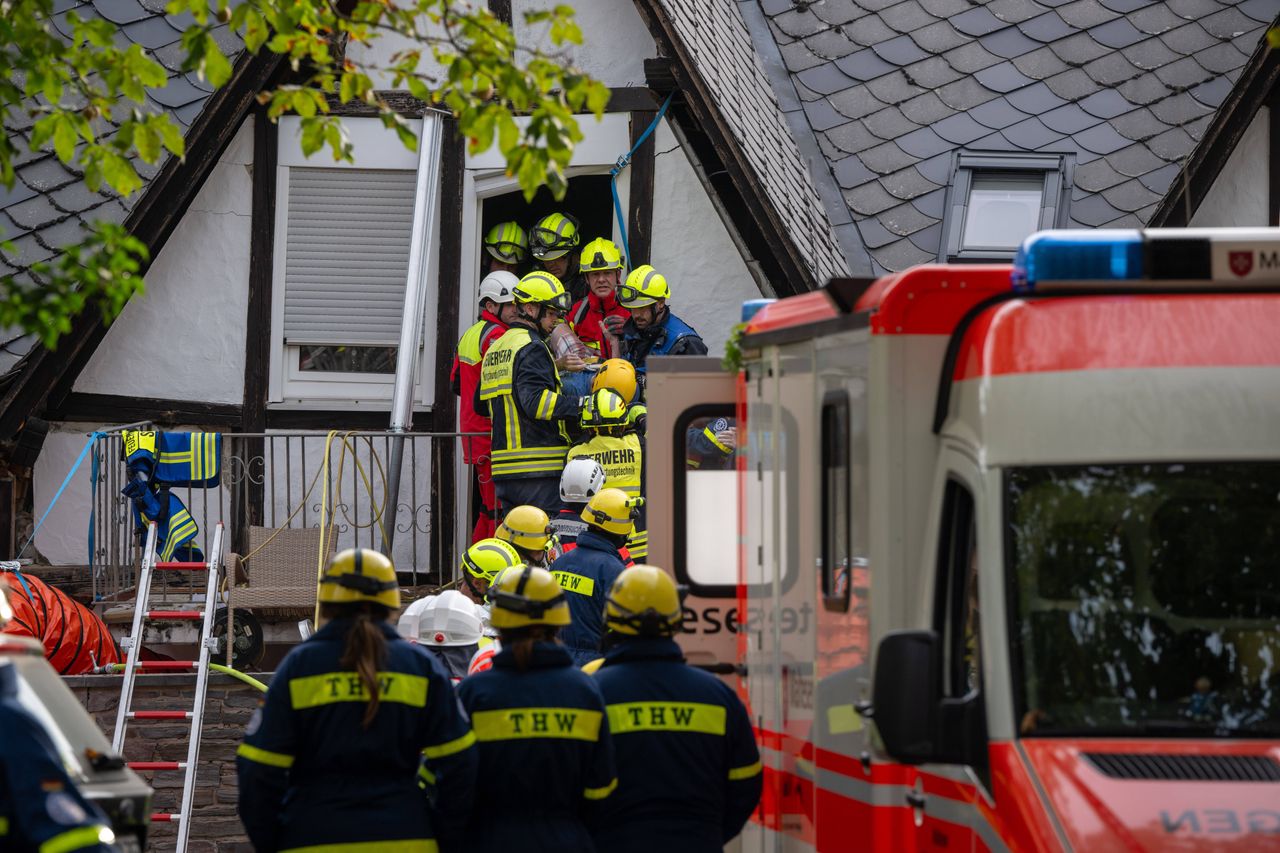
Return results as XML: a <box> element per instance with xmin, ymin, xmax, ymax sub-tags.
<box><xmin>741</xmin><ymin>298</ymin><xmax>775</xmax><ymax>324</ymax></box>
<box><xmin>1013</xmin><ymin>230</ymin><xmax>1143</xmax><ymax>290</ymax></box>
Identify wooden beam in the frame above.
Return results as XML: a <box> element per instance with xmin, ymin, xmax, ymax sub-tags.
<box><xmin>265</xmin><ymin>409</ymin><xmax>437</xmax><ymax>431</ymax></box>
<box><xmin>430</xmin><ymin>118</ymin><xmax>464</xmax><ymax>578</ymax></box>
<box><xmin>607</xmin><ymin>87</ymin><xmax>660</xmax><ymax>112</ymax></box>
<box><xmin>487</xmin><ymin>0</ymin><xmax>511</xmax><ymax>26</ymax></box>
<box><xmin>0</xmin><ymin>48</ymin><xmax>286</xmax><ymax>439</ymax></box>
<box><xmin>627</xmin><ymin>110</ymin><xmax>658</xmax><ymax>267</ymax></box>
<box><xmin>46</xmin><ymin>393</ymin><xmax>243</xmax><ymax>428</ymax></box>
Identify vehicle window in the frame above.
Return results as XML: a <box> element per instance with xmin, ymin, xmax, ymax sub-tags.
<box><xmin>677</xmin><ymin>408</ymin><xmax>739</xmax><ymax>591</ymax></box>
<box><xmin>1007</xmin><ymin>463</ymin><xmax>1280</xmax><ymax>738</ymax></box>
<box><xmin>934</xmin><ymin>480</ymin><xmax>979</xmax><ymax>698</ymax></box>
<box><xmin>820</xmin><ymin>394</ymin><xmax>851</xmax><ymax>611</ymax></box>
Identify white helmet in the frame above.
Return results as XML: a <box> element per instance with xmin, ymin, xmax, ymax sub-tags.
<box><xmin>418</xmin><ymin>590</ymin><xmax>483</xmax><ymax>647</ymax></box>
<box><xmin>560</xmin><ymin>457</ymin><xmax>607</xmax><ymax>503</ymax></box>
<box><xmin>478</xmin><ymin>271</ymin><xmax>519</xmax><ymax>306</ymax></box>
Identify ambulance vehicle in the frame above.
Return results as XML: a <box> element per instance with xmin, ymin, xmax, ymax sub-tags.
<box><xmin>647</xmin><ymin>228</ymin><xmax>1280</xmax><ymax>851</ymax></box>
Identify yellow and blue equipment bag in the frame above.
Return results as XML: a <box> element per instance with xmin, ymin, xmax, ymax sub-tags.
<box><xmin>123</xmin><ymin>430</ymin><xmax>221</xmax><ymax>488</ymax></box>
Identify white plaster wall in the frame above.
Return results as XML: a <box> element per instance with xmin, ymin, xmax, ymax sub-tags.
<box><xmin>1191</xmin><ymin>107</ymin><xmax>1270</xmax><ymax>227</ymax></box>
<box><xmin>345</xmin><ymin>23</ymin><xmax>450</xmax><ymax>92</ymax></box>
<box><xmin>649</xmin><ymin>121</ymin><xmax>762</xmax><ymax>355</ymax></box>
<box><xmin>514</xmin><ymin>0</ymin><xmax>651</xmax><ymax>87</ymax></box>
<box><xmin>74</xmin><ymin>118</ymin><xmax>254</xmax><ymax>404</ymax></box>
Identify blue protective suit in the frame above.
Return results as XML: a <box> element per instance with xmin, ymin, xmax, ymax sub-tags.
<box><xmin>548</xmin><ymin>530</ymin><xmax>626</xmax><ymax>665</ymax></box>
<box><xmin>456</xmin><ymin>642</ymin><xmax>616</xmax><ymax>852</ymax></box>
<box><xmin>590</xmin><ymin>637</ymin><xmax>763</xmax><ymax>851</ymax></box>
<box><xmin>236</xmin><ymin>618</ymin><xmax>477</xmax><ymax>853</ymax></box>
<box><xmin>621</xmin><ymin>310</ymin><xmax>708</xmax><ymax>378</ymax></box>
<box><xmin>0</xmin><ymin>664</ymin><xmax>115</xmax><ymax>853</ymax></box>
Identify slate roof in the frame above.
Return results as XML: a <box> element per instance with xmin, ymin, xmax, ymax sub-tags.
<box><xmin>0</xmin><ymin>0</ymin><xmax>242</xmax><ymax>377</ymax></box>
<box><xmin>746</xmin><ymin>0</ymin><xmax>1280</xmax><ymax>274</ymax></box>
<box><xmin>655</xmin><ymin>0</ymin><xmax>852</xmax><ymax>286</ymax></box>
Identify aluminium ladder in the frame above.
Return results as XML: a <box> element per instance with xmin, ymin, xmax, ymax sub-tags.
<box><xmin>111</xmin><ymin>521</ymin><xmax>224</xmax><ymax>853</ymax></box>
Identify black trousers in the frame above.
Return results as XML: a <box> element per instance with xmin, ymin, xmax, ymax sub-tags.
<box><xmin>494</xmin><ymin>477</ymin><xmax>563</xmax><ymax>520</ymax></box>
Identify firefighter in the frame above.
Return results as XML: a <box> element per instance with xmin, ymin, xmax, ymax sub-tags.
<box><xmin>550</xmin><ymin>488</ymin><xmax>641</xmax><ymax>666</ymax></box>
<box><xmin>530</xmin><ymin>212</ymin><xmax>586</xmax><ymax>302</ymax></box>
<box><xmin>551</xmin><ymin>457</ymin><xmax>606</xmax><ymax>549</ymax></box>
<box><xmin>483</xmin><ymin>221</ymin><xmax>527</xmax><ymax>274</ymax></box>
<box><xmin>589</xmin><ymin>565</ymin><xmax>762</xmax><ymax>851</ymax></box>
<box><xmin>569</xmin><ymin>238</ymin><xmax>629</xmax><ymax>359</ymax></box>
<box><xmin>456</xmin><ymin>565</ymin><xmax>617</xmax><ymax>851</ymax></box>
<box><xmin>237</xmin><ymin>549</ymin><xmax>477</xmax><ymax>853</ymax></box>
<box><xmin>686</xmin><ymin>415</ymin><xmax>737</xmax><ymax>470</ymax></box>
<box><xmin>452</xmin><ymin>270</ymin><xmax>520</xmax><ymax>542</ymax></box>
<box><xmin>497</xmin><ymin>504</ymin><xmax>557</xmax><ymax>568</ymax></box>
<box><xmin>477</xmin><ymin>270</ymin><xmax>587</xmax><ymax>517</ymax></box>
<box><xmin>459</xmin><ymin>537</ymin><xmax>524</xmax><ymax>638</ymax></box>
<box><xmin>568</xmin><ymin>388</ymin><xmax>648</xmax><ymax>559</ymax></box>
<box><xmin>592</xmin><ymin>357</ymin><xmax>646</xmax><ymax>432</ymax></box>
<box><xmin>416</xmin><ymin>590</ymin><xmax>484</xmax><ymax>681</ymax></box>
<box><xmin>0</xmin><ymin>589</ymin><xmax>116</xmax><ymax>853</ymax></box>
<box><xmin>619</xmin><ymin>265</ymin><xmax>708</xmax><ymax>384</ymax></box>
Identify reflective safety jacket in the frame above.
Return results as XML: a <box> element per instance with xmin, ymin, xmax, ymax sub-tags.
<box><xmin>589</xmin><ymin>638</ymin><xmax>763</xmax><ymax>852</ymax></box>
<box><xmin>0</xmin><ymin>665</ymin><xmax>115</xmax><ymax>853</ymax></box>
<box><xmin>456</xmin><ymin>642</ymin><xmax>616</xmax><ymax>852</ymax></box>
<box><xmin>478</xmin><ymin>322</ymin><xmax>583</xmax><ymax>480</ymax></box>
<box><xmin>569</xmin><ymin>291</ymin><xmax>628</xmax><ymax>358</ymax></box>
<box><xmin>567</xmin><ymin>432</ymin><xmax>648</xmax><ymax>559</ymax></box>
<box><xmin>548</xmin><ymin>530</ymin><xmax>627</xmax><ymax>665</ymax></box>
<box><xmin>621</xmin><ymin>311</ymin><xmax>708</xmax><ymax>377</ymax></box>
<box><xmin>451</xmin><ymin>310</ymin><xmax>508</xmax><ymax>463</ymax></box>
<box><xmin>236</xmin><ymin>618</ymin><xmax>478</xmax><ymax>853</ymax></box>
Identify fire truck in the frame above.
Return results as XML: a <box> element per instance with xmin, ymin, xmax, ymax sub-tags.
<box><xmin>647</xmin><ymin>228</ymin><xmax>1280</xmax><ymax>851</ymax></box>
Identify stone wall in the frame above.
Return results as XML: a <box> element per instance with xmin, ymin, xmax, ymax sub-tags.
<box><xmin>66</xmin><ymin>671</ymin><xmax>266</xmax><ymax>852</ymax></box>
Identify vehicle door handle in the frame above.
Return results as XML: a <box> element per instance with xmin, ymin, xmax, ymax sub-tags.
<box><xmin>905</xmin><ymin>790</ymin><xmax>926</xmax><ymax>810</ymax></box>
<box><xmin>854</xmin><ymin>700</ymin><xmax>874</xmax><ymax>718</ymax></box>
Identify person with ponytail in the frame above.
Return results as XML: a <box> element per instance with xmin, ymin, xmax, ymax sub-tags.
<box><xmin>456</xmin><ymin>565</ymin><xmax>617</xmax><ymax>851</ymax></box>
<box><xmin>237</xmin><ymin>549</ymin><xmax>477</xmax><ymax>852</ymax></box>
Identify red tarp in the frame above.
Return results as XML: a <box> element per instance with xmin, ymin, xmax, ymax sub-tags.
<box><xmin>1</xmin><ymin>572</ymin><xmax>119</xmax><ymax>674</ymax></box>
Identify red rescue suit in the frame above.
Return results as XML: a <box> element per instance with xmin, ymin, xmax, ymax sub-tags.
<box><xmin>451</xmin><ymin>310</ymin><xmax>509</xmax><ymax>542</ymax></box>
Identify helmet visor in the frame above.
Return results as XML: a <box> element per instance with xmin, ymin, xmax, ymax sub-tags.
<box><xmin>541</xmin><ymin>291</ymin><xmax>573</xmax><ymax>313</ymax></box>
<box><xmin>486</xmin><ymin>240</ymin><xmax>526</xmax><ymax>262</ymax></box>
<box><xmin>617</xmin><ymin>283</ymin><xmax>655</xmax><ymax>308</ymax></box>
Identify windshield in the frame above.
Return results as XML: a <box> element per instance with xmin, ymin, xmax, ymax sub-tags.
<box><xmin>1006</xmin><ymin>463</ymin><xmax>1280</xmax><ymax>738</ymax></box>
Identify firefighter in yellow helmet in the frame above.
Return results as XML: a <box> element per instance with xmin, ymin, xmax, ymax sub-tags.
<box><xmin>497</xmin><ymin>504</ymin><xmax>559</xmax><ymax>568</ymax></box>
<box><xmin>549</xmin><ymin>487</ymin><xmax>642</xmax><ymax>665</ymax></box>
<box><xmin>483</xmin><ymin>220</ymin><xmax>528</xmax><ymax>274</ymax></box>
<box><xmin>456</xmin><ymin>565</ymin><xmax>617</xmax><ymax>851</ymax></box>
<box><xmin>589</xmin><ymin>566</ymin><xmax>762</xmax><ymax>851</ymax></box>
<box><xmin>530</xmin><ymin>212</ymin><xmax>587</xmax><ymax>301</ymax></box>
<box><xmin>618</xmin><ymin>265</ymin><xmax>708</xmax><ymax>388</ymax></box>
<box><xmin>478</xmin><ymin>271</ymin><xmax>590</xmax><ymax>516</ymax></box>
<box><xmin>238</xmin><ymin>549</ymin><xmax>478</xmax><ymax>852</ymax></box>
<box><xmin>568</xmin><ymin>388</ymin><xmax>648</xmax><ymax>560</ymax></box>
<box><xmin>569</xmin><ymin>237</ymin><xmax>629</xmax><ymax>359</ymax></box>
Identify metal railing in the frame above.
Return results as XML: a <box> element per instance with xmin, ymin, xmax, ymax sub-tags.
<box><xmin>90</xmin><ymin>429</ymin><xmax>475</xmax><ymax>604</ymax></box>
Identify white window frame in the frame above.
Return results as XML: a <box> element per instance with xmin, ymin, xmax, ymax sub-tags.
<box><xmin>940</xmin><ymin>151</ymin><xmax>1073</xmax><ymax>263</ymax></box>
<box><xmin>269</xmin><ymin>116</ymin><xmax>439</xmax><ymax>409</ymax></box>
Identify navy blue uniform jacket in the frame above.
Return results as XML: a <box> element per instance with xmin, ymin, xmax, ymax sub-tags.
<box><xmin>236</xmin><ymin>618</ymin><xmax>477</xmax><ymax>852</ymax></box>
<box><xmin>590</xmin><ymin>638</ymin><xmax>763</xmax><ymax>852</ymax></box>
<box><xmin>548</xmin><ymin>530</ymin><xmax>625</xmax><ymax>665</ymax></box>
<box><xmin>456</xmin><ymin>642</ymin><xmax>616</xmax><ymax>852</ymax></box>
<box><xmin>0</xmin><ymin>664</ymin><xmax>114</xmax><ymax>853</ymax></box>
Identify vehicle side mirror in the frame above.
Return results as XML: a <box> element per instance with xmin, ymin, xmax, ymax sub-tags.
<box><xmin>872</xmin><ymin>630</ymin><xmax>986</xmax><ymax>767</ymax></box>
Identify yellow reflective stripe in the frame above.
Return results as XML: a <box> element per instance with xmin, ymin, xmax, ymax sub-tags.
<box><xmin>491</xmin><ymin>461</ymin><xmax>568</xmax><ymax>476</ymax></box>
<box><xmin>703</xmin><ymin>426</ymin><xmax>732</xmax><ymax>454</ymax></box>
<box><xmin>281</xmin><ymin>841</ymin><xmax>438</xmax><ymax>853</ymax></box>
<box><xmin>583</xmin><ymin>778</ymin><xmax>617</xmax><ymax>800</ymax></box>
<box><xmin>502</xmin><ymin>396</ymin><xmax>521</xmax><ymax>448</ymax></box>
<box><xmin>237</xmin><ymin>742</ymin><xmax>295</xmax><ymax>768</ymax></box>
<box><xmin>289</xmin><ymin>672</ymin><xmax>428</xmax><ymax>710</ymax></box>
<box><xmin>552</xmin><ymin>570</ymin><xmax>596</xmax><ymax>597</ymax></box>
<box><xmin>417</xmin><ymin>764</ymin><xmax>437</xmax><ymax>787</ymax></box>
<box><xmin>535</xmin><ymin>389</ymin><xmax>562</xmax><ymax>420</ymax></box>
<box><xmin>827</xmin><ymin>703</ymin><xmax>863</xmax><ymax>735</ymax></box>
<box><xmin>490</xmin><ymin>446</ymin><xmax>568</xmax><ymax>460</ymax></box>
<box><xmin>0</xmin><ymin>816</ymin><xmax>7</xmax><ymax>836</ymax></box>
<box><xmin>607</xmin><ymin>702</ymin><xmax>727</xmax><ymax>735</ymax></box>
<box><xmin>471</xmin><ymin>707</ymin><xmax>603</xmax><ymax>742</ymax></box>
<box><xmin>729</xmin><ymin>760</ymin><xmax>763</xmax><ymax>780</ymax></box>
<box><xmin>40</xmin><ymin>825</ymin><xmax>114</xmax><ymax>853</ymax></box>
<box><xmin>422</xmin><ymin>729</ymin><xmax>476</xmax><ymax>759</ymax></box>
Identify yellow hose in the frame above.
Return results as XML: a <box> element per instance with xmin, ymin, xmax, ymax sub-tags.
<box><xmin>107</xmin><ymin>662</ymin><xmax>267</xmax><ymax>692</ymax></box>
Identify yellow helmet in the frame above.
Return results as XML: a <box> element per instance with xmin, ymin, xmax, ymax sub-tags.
<box><xmin>619</xmin><ymin>265</ymin><xmax>670</xmax><ymax>308</ymax></box>
<box><xmin>484</xmin><ymin>221</ymin><xmax>527</xmax><ymax>265</ymax></box>
<box><xmin>530</xmin><ymin>212</ymin><xmax>580</xmax><ymax>261</ymax></box>
<box><xmin>461</xmin><ymin>538</ymin><xmax>523</xmax><ymax>582</ymax></box>
<box><xmin>581</xmin><ymin>488</ymin><xmax>643</xmax><ymax>536</ymax></box>
<box><xmin>605</xmin><ymin>565</ymin><xmax>684</xmax><ymax>636</ymax></box>
<box><xmin>579</xmin><ymin>237</ymin><xmax>623</xmax><ymax>272</ymax></box>
<box><xmin>591</xmin><ymin>358</ymin><xmax>637</xmax><ymax>404</ymax></box>
<box><xmin>513</xmin><ymin>271</ymin><xmax>572</xmax><ymax>312</ymax></box>
<box><xmin>497</xmin><ymin>505</ymin><xmax>553</xmax><ymax>553</ymax></box>
<box><xmin>319</xmin><ymin>549</ymin><xmax>400</xmax><ymax>609</ymax></box>
<box><xmin>489</xmin><ymin>565</ymin><xmax>571</xmax><ymax>629</ymax></box>
<box><xmin>582</xmin><ymin>388</ymin><xmax>628</xmax><ymax>430</ymax></box>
